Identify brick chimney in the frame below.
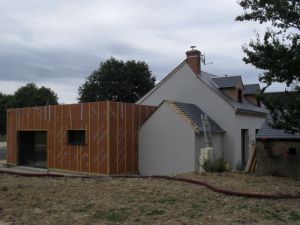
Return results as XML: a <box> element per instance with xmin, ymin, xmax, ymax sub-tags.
<box><xmin>185</xmin><ymin>48</ymin><xmax>201</xmax><ymax>76</ymax></box>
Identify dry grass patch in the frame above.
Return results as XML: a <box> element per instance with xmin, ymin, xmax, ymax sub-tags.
<box><xmin>0</xmin><ymin>174</ymin><xmax>299</xmax><ymax>225</ymax></box>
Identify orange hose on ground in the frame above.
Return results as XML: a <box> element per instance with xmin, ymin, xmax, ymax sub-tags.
<box><xmin>0</xmin><ymin>169</ymin><xmax>299</xmax><ymax>200</ymax></box>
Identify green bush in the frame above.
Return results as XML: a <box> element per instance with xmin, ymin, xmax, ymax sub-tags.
<box><xmin>202</xmin><ymin>158</ymin><xmax>229</xmax><ymax>172</ymax></box>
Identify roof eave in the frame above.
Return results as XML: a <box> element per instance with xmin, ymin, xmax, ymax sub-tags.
<box><xmin>198</xmin><ymin>130</ymin><xmax>226</xmax><ymax>134</ymax></box>
<box><xmin>257</xmin><ymin>137</ymin><xmax>300</xmax><ymax>141</ymax></box>
<box><xmin>244</xmin><ymin>93</ymin><xmax>257</xmax><ymax>96</ymax></box>
<box><xmin>235</xmin><ymin>108</ymin><xmax>267</xmax><ymax>117</ymax></box>
<box><xmin>219</xmin><ymin>86</ymin><xmax>237</xmax><ymax>89</ymax></box>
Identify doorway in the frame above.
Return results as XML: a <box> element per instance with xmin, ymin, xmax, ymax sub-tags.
<box><xmin>18</xmin><ymin>131</ymin><xmax>47</xmax><ymax>168</ymax></box>
<box><xmin>241</xmin><ymin>129</ymin><xmax>249</xmax><ymax>168</ymax></box>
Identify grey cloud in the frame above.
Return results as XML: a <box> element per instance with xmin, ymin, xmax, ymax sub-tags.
<box><xmin>0</xmin><ymin>0</ymin><xmax>287</xmax><ymax>103</ymax></box>
<box><xmin>0</xmin><ymin>48</ymin><xmax>98</xmax><ymax>82</ymax></box>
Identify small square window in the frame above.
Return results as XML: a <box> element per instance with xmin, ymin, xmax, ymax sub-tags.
<box><xmin>289</xmin><ymin>148</ymin><xmax>297</xmax><ymax>155</ymax></box>
<box><xmin>67</xmin><ymin>130</ymin><xmax>86</xmax><ymax>145</ymax></box>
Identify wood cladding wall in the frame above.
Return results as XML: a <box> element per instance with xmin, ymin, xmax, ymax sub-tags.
<box><xmin>7</xmin><ymin>101</ymin><xmax>156</xmax><ymax>175</ymax></box>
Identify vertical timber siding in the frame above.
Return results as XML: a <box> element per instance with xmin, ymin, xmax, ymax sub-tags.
<box><xmin>6</xmin><ymin>101</ymin><xmax>156</xmax><ymax>175</ymax></box>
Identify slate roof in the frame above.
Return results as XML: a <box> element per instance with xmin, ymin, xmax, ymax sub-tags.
<box><xmin>256</xmin><ymin>114</ymin><xmax>300</xmax><ymax>140</ymax></box>
<box><xmin>244</xmin><ymin>84</ymin><xmax>260</xmax><ymax>95</ymax></box>
<box><xmin>168</xmin><ymin>101</ymin><xmax>225</xmax><ymax>133</ymax></box>
<box><xmin>200</xmin><ymin>72</ymin><xmax>268</xmax><ymax>116</ymax></box>
<box><xmin>211</xmin><ymin>76</ymin><xmax>242</xmax><ymax>88</ymax></box>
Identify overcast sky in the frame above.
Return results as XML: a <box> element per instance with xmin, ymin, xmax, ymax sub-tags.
<box><xmin>0</xmin><ymin>0</ymin><xmax>287</xmax><ymax>103</ymax></box>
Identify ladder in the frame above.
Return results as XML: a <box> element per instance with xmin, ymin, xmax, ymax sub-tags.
<box><xmin>201</xmin><ymin>114</ymin><xmax>212</xmax><ymax>147</ymax></box>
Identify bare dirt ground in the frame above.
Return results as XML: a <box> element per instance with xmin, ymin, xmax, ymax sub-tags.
<box><xmin>0</xmin><ymin>173</ymin><xmax>300</xmax><ymax>225</ymax></box>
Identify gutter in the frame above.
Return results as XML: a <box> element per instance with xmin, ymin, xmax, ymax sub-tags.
<box><xmin>235</xmin><ymin>108</ymin><xmax>267</xmax><ymax>117</ymax></box>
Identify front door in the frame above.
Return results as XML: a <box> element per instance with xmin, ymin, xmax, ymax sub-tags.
<box><xmin>19</xmin><ymin>131</ymin><xmax>47</xmax><ymax>168</ymax></box>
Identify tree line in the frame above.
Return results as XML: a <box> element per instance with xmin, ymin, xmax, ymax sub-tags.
<box><xmin>0</xmin><ymin>83</ymin><xmax>58</xmax><ymax>135</ymax></box>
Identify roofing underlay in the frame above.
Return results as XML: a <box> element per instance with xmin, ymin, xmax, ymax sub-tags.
<box><xmin>256</xmin><ymin>114</ymin><xmax>300</xmax><ymax>140</ymax></box>
<box><xmin>166</xmin><ymin>100</ymin><xmax>225</xmax><ymax>134</ymax></box>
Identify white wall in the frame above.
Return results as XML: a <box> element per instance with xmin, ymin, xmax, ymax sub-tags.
<box><xmin>138</xmin><ymin>63</ymin><xmax>237</xmax><ymax>166</ymax></box>
<box><xmin>194</xmin><ymin>133</ymin><xmax>224</xmax><ymax>171</ymax></box>
<box><xmin>139</xmin><ymin>103</ymin><xmax>195</xmax><ymax>175</ymax></box>
<box><xmin>234</xmin><ymin>113</ymin><xmax>265</xmax><ymax>166</ymax></box>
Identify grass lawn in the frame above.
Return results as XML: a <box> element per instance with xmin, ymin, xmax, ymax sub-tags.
<box><xmin>0</xmin><ymin>173</ymin><xmax>300</xmax><ymax>225</ymax></box>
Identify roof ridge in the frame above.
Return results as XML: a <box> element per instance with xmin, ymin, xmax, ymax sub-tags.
<box><xmin>201</xmin><ymin>71</ymin><xmax>219</xmax><ymax>77</ymax></box>
<box><xmin>211</xmin><ymin>75</ymin><xmax>242</xmax><ymax>79</ymax></box>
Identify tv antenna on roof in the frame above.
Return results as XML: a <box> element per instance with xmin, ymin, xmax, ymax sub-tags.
<box><xmin>201</xmin><ymin>53</ymin><xmax>213</xmax><ymax>65</ymax></box>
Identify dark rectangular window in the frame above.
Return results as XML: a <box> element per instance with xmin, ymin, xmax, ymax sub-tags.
<box><xmin>238</xmin><ymin>89</ymin><xmax>243</xmax><ymax>103</ymax></box>
<box><xmin>241</xmin><ymin>129</ymin><xmax>249</xmax><ymax>169</ymax></box>
<box><xmin>67</xmin><ymin>130</ymin><xmax>86</xmax><ymax>145</ymax></box>
<box><xmin>289</xmin><ymin>148</ymin><xmax>296</xmax><ymax>155</ymax></box>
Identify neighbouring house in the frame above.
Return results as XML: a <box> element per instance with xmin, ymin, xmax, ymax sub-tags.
<box><xmin>137</xmin><ymin>48</ymin><xmax>268</xmax><ymax>175</ymax></box>
<box><xmin>6</xmin><ymin>101</ymin><xmax>156</xmax><ymax>175</ymax></box>
<box><xmin>256</xmin><ymin>115</ymin><xmax>300</xmax><ymax>178</ymax></box>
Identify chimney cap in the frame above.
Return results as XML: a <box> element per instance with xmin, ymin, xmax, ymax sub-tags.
<box><xmin>186</xmin><ymin>47</ymin><xmax>201</xmax><ymax>57</ymax></box>
<box><xmin>186</xmin><ymin>45</ymin><xmax>200</xmax><ymax>53</ymax></box>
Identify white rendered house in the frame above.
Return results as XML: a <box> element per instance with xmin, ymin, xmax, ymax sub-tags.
<box><xmin>137</xmin><ymin>49</ymin><xmax>267</xmax><ymax>175</ymax></box>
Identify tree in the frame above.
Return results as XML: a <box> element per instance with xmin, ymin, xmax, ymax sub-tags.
<box><xmin>0</xmin><ymin>93</ymin><xmax>13</xmax><ymax>135</ymax></box>
<box><xmin>0</xmin><ymin>83</ymin><xmax>58</xmax><ymax>135</ymax></box>
<box><xmin>263</xmin><ymin>91</ymin><xmax>300</xmax><ymax>132</ymax></box>
<box><xmin>236</xmin><ymin>0</ymin><xmax>300</xmax><ymax>132</ymax></box>
<box><xmin>12</xmin><ymin>83</ymin><xmax>58</xmax><ymax>108</ymax></box>
<box><xmin>78</xmin><ymin>57</ymin><xmax>156</xmax><ymax>103</ymax></box>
